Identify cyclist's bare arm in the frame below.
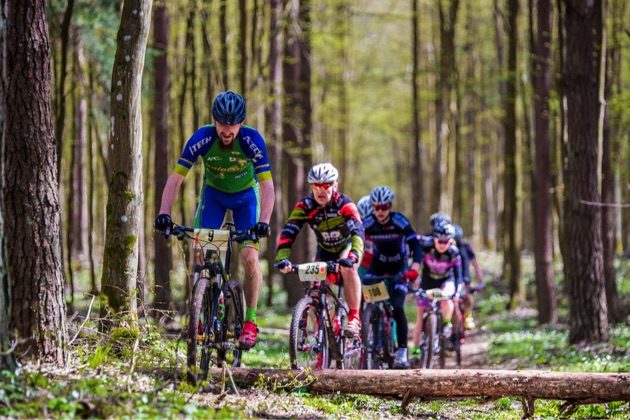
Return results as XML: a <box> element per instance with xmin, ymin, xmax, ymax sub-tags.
<box><xmin>258</xmin><ymin>179</ymin><xmax>275</xmax><ymax>224</ymax></box>
<box><xmin>159</xmin><ymin>173</ymin><xmax>185</xmax><ymax>214</ymax></box>
<box><xmin>471</xmin><ymin>258</ymin><xmax>484</xmax><ymax>286</ymax></box>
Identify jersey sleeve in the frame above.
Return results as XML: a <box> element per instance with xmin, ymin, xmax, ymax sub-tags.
<box><xmin>174</xmin><ymin>126</ymin><xmax>214</xmax><ymax>176</ymax></box>
<box><xmin>340</xmin><ymin>201</ymin><xmax>365</xmax><ymax>260</ymax></box>
<box><xmin>241</xmin><ymin>129</ymin><xmax>272</xmax><ymax>182</ymax></box>
<box><xmin>275</xmin><ymin>199</ymin><xmax>308</xmax><ymax>262</ymax></box>
<box><xmin>396</xmin><ymin>214</ymin><xmax>422</xmax><ymax>264</ymax></box>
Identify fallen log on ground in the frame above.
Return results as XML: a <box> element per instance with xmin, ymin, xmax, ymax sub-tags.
<box><xmin>207</xmin><ymin>368</ymin><xmax>630</xmax><ymax>403</ymax></box>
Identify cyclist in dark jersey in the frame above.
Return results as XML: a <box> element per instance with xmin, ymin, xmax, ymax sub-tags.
<box><xmin>155</xmin><ymin>91</ymin><xmax>274</xmax><ymax>350</ymax></box>
<box><xmin>275</xmin><ymin>163</ymin><xmax>364</xmax><ymax>337</ymax></box>
<box><xmin>410</xmin><ymin>221</ymin><xmax>462</xmax><ymax>355</ymax></box>
<box><xmin>362</xmin><ymin>186</ymin><xmax>422</xmax><ymax>368</ymax></box>
<box><xmin>453</xmin><ymin>224</ymin><xmax>485</xmax><ymax>329</ymax></box>
<box><xmin>357</xmin><ymin>195</ymin><xmax>373</xmax><ymax>278</ymax></box>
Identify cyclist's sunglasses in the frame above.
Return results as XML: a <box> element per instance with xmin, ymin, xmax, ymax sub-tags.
<box><xmin>372</xmin><ymin>204</ymin><xmax>391</xmax><ymax>211</ymax></box>
<box><xmin>434</xmin><ymin>237</ymin><xmax>451</xmax><ymax>245</ymax></box>
<box><xmin>311</xmin><ymin>182</ymin><xmax>333</xmax><ymax>190</ymax></box>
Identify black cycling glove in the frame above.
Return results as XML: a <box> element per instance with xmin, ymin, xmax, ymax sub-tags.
<box><xmin>154</xmin><ymin>214</ymin><xmax>173</xmax><ymax>236</ymax></box>
<box><xmin>253</xmin><ymin>222</ymin><xmax>271</xmax><ymax>238</ymax></box>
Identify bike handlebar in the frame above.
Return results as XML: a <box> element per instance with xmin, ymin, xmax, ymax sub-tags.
<box><xmin>162</xmin><ymin>223</ymin><xmax>259</xmax><ymax>243</ymax></box>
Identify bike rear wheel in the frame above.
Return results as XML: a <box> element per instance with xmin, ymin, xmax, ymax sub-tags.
<box><xmin>290</xmin><ymin>296</ymin><xmax>329</xmax><ymax>369</ymax></box>
<box><xmin>361</xmin><ymin>304</ymin><xmax>382</xmax><ymax>369</ymax></box>
<box><xmin>219</xmin><ymin>279</ymin><xmax>245</xmax><ymax>367</ymax></box>
<box><xmin>420</xmin><ymin>313</ymin><xmax>437</xmax><ymax>369</ymax></box>
<box><xmin>187</xmin><ymin>277</ymin><xmax>215</xmax><ymax>384</ymax></box>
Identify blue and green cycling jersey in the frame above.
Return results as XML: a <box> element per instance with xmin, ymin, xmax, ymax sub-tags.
<box><xmin>174</xmin><ymin>124</ymin><xmax>272</xmax><ymax>192</ymax></box>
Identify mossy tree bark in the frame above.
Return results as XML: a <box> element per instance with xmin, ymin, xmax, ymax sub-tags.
<box><xmin>4</xmin><ymin>0</ymin><xmax>66</xmax><ymax>364</ymax></box>
<box><xmin>101</xmin><ymin>0</ymin><xmax>152</xmax><ymax>324</ymax></box>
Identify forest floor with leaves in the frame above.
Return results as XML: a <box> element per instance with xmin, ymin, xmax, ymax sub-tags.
<box><xmin>2</xmin><ymin>253</ymin><xmax>630</xmax><ymax>418</ymax></box>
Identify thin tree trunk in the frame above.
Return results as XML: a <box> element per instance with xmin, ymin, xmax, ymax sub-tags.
<box><xmin>54</xmin><ymin>0</ymin><xmax>74</xmax><ymax>177</ymax></box>
<box><xmin>220</xmin><ymin>0</ymin><xmax>228</xmax><ymax>89</ymax></box>
<box><xmin>87</xmin><ymin>68</ymin><xmax>98</xmax><ymax>295</ymax></box>
<box><xmin>283</xmin><ymin>0</ymin><xmax>313</xmax><ymax>307</ymax></box>
<box><xmin>264</xmin><ymin>0</ymin><xmax>283</xmax><ymax>308</ymax></box>
<box><xmin>153</xmin><ymin>4</ymin><xmax>173</xmax><ymax>314</ymax></box>
<box><xmin>532</xmin><ymin>0</ymin><xmax>557</xmax><ymax>324</ymax></box>
<box><xmin>503</xmin><ymin>0</ymin><xmax>522</xmax><ymax>310</ymax></box>
<box><xmin>239</xmin><ymin>0</ymin><xmax>248</xmax><ymax>94</ymax></box>
<box><xmin>5</xmin><ymin>0</ymin><xmax>66</xmax><ymax>363</ymax></box>
<box><xmin>0</xmin><ymin>0</ymin><xmax>16</xmax><ymax>372</ymax></box>
<box><xmin>411</xmin><ymin>0</ymin><xmax>425</xmax><ymax>230</ymax></box>
<box><xmin>562</xmin><ymin>0</ymin><xmax>608</xmax><ymax>344</ymax></box>
<box><xmin>101</xmin><ymin>0</ymin><xmax>152</xmax><ymax>324</ymax></box>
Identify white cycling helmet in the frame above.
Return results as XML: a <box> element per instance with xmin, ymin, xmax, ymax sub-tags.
<box><xmin>370</xmin><ymin>186</ymin><xmax>395</xmax><ymax>205</ymax></box>
<box><xmin>357</xmin><ymin>196</ymin><xmax>372</xmax><ymax>219</ymax></box>
<box><xmin>307</xmin><ymin>163</ymin><xmax>339</xmax><ymax>184</ymax></box>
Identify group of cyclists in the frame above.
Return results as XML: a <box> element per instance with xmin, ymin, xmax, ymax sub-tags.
<box><xmin>154</xmin><ymin>90</ymin><xmax>485</xmax><ymax>368</ymax></box>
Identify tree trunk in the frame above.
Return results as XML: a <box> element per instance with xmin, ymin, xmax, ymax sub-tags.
<box><xmin>410</xmin><ymin>0</ymin><xmax>425</xmax><ymax>230</ymax></box>
<box><xmin>152</xmin><ymin>4</ymin><xmax>173</xmax><ymax>314</ymax></box>
<box><xmin>263</xmin><ymin>0</ymin><xmax>284</xmax><ymax>308</ymax></box>
<box><xmin>101</xmin><ymin>0</ymin><xmax>152</xmax><ymax>323</ymax></box>
<box><xmin>0</xmin><ymin>0</ymin><xmax>16</xmax><ymax>371</ymax></box>
<box><xmin>562</xmin><ymin>0</ymin><xmax>608</xmax><ymax>343</ymax></box>
<box><xmin>283</xmin><ymin>0</ymin><xmax>313</xmax><ymax>307</ymax></box>
<box><xmin>54</xmin><ymin>0</ymin><xmax>74</xmax><ymax>177</ymax></box>
<box><xmin>532</xmin><ymin>0</ymin><xmax>557</xmax><ymax>324</ymax></box>
<box><xmin>503</xmin><ymin>0</ymin><xmax>522</xmax><ymax>310</ymax></box>
<box><xmin>239</xmin><ymin>0</ymin><xmax>247</xmax><ymax>94</ymax></box>
<box><xmin>220</xmin><ymin>0</ymin><xmax>228</xmax><ymax>89</ymax></box>
<box><xmin>5</xmin><ymin>0</ymin><xmax>66</xmax><ymax>364</ymax></box>
<box><xmin>87</xmin><ymin>68</ymin><xmax>98</xmax><ymax>295</ymax></box>
<box><xmin>208</xmin><ymin>368</ymin><xmax>630</xmax><ymax>403</ymax></box>
<box><xmin>432</xmin><ymin>0</ymin><xmax>460</xmax><ymax>214</ymax></box>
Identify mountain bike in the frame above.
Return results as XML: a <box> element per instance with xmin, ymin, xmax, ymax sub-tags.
<box><xmin>167</xmin><ymin>222</ymin><xmax>256</xmax><ymax>384</ymax></box>
<box><xmin>414</xmin><ymin>287</ymin><xmax>463</xmax><ymax>369</ymax></box>
<box><xmin>284</xmin><ymin>261</ymin><xmax>363</xmax><ymax>370</ymax></box>
<box><xmin>360</xmin><ymin>274</ymin><xmax>401</xmax><ymax>369</ymax></box>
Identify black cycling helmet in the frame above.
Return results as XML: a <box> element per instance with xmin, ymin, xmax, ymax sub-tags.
<box><xmin>212</xmin><ymin>90</ymin><xmax>246</xmax><ymax>125</ymax></box>
<box><xmin>453</xmin><ymin>224</ymin><xmax>464</xmax><ymax>241</ymax></box>
<box><xmin>433</xmin><ymin>221</ymin><xmax>455</xmax><ymax>239</ymax></box>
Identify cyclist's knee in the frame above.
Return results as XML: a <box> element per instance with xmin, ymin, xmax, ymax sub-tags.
<box><xmin>339</xmin><ymin>265</ymin><xmax>357</xmax><ymax>279</ymax></box>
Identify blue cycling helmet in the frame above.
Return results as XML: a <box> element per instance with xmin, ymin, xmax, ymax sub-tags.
<box><xmin>453</xmin><ymin>224</ymin><xmax>464</xmax><ymax>241</ymax></box>
<box><xmin>430</xmin><ymin>212</ymin><xmax>452</xmax><ymax>228</ymax></box>
<box><xmin>433</xmin><ymin>221</ymin><xmax>455</xmax><ymax>239</ymax></box>
<box><xmin>212</xmin><ymin>90</ymin><xmax>246</xmax><ymax>125</ymax></box>
<box><xmin>357</xmin><ymin>196</ymin><xmax>372</xmax><ymax>219</ymax></box>
<box><xmin>370</xmin><ymin>186</ymin><xmax>395</xmax><ymax>205</ymax></box>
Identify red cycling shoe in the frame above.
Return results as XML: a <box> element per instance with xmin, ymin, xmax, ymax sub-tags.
<box><xmin>239</xmin><ymin>320</ymin><xmax>259</xmax><ymax>350</ymax></box>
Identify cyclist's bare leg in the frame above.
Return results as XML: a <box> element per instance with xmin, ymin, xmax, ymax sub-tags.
<box><xmin>339</xmin><ymin>265</ymin><xmax>361</xmax><ymax>315</ymax></box>
<box><xmin>240</xmin><ymin>246</ymin><xmax>261</xmax><ymax>311</ymax></box>
<box><xmin>440</xmin><ymin>299</ymin><xmax>454</xmax><ymax>322</ymax></box>
<box><xmin>462</xmin><ymin>293</ymin><xmax>474</xmax><ymax>318</ymax></box>
<box><xmin>412</xmin><ymin>306</ymin><xmax>424</xmax><ymax>348</ymax></box>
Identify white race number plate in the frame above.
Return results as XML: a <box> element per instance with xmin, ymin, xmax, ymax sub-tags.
<box><xmin>297</xmin><ymin>262</ymin><xmax>327</xmax><ymax>282</ymax></box>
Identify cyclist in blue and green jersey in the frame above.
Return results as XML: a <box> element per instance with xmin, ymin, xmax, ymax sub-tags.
<box><xmin>155</xmin><ymin>91</ymin><xmax>275</xmax><ymax>350</ymax></box>
<box><xmin>275</xmin><ymin>163</ymin><xmax>364</xmax><ymax>337</ymax></box>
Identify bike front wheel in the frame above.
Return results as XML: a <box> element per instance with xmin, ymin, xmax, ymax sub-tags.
<box><xmin>290</xmin><ymin>296</ymin><xmax>329</xmax><ymax>370</ymax></box>
<box><xmin>420</xmin><ymin>313</ymin><xmax>437</xmax><ymax>369</ymax></box>
<box><xmin>187</xmin><ymin>277</ymin><xmax>215</xmax><ymax>384</ymax></box>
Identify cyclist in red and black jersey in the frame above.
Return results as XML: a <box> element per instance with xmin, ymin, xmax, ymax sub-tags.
<box><xmin>275</xmin><ymin>163</ymin><xmax>364</xmax><ymax>337</ymax></box>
